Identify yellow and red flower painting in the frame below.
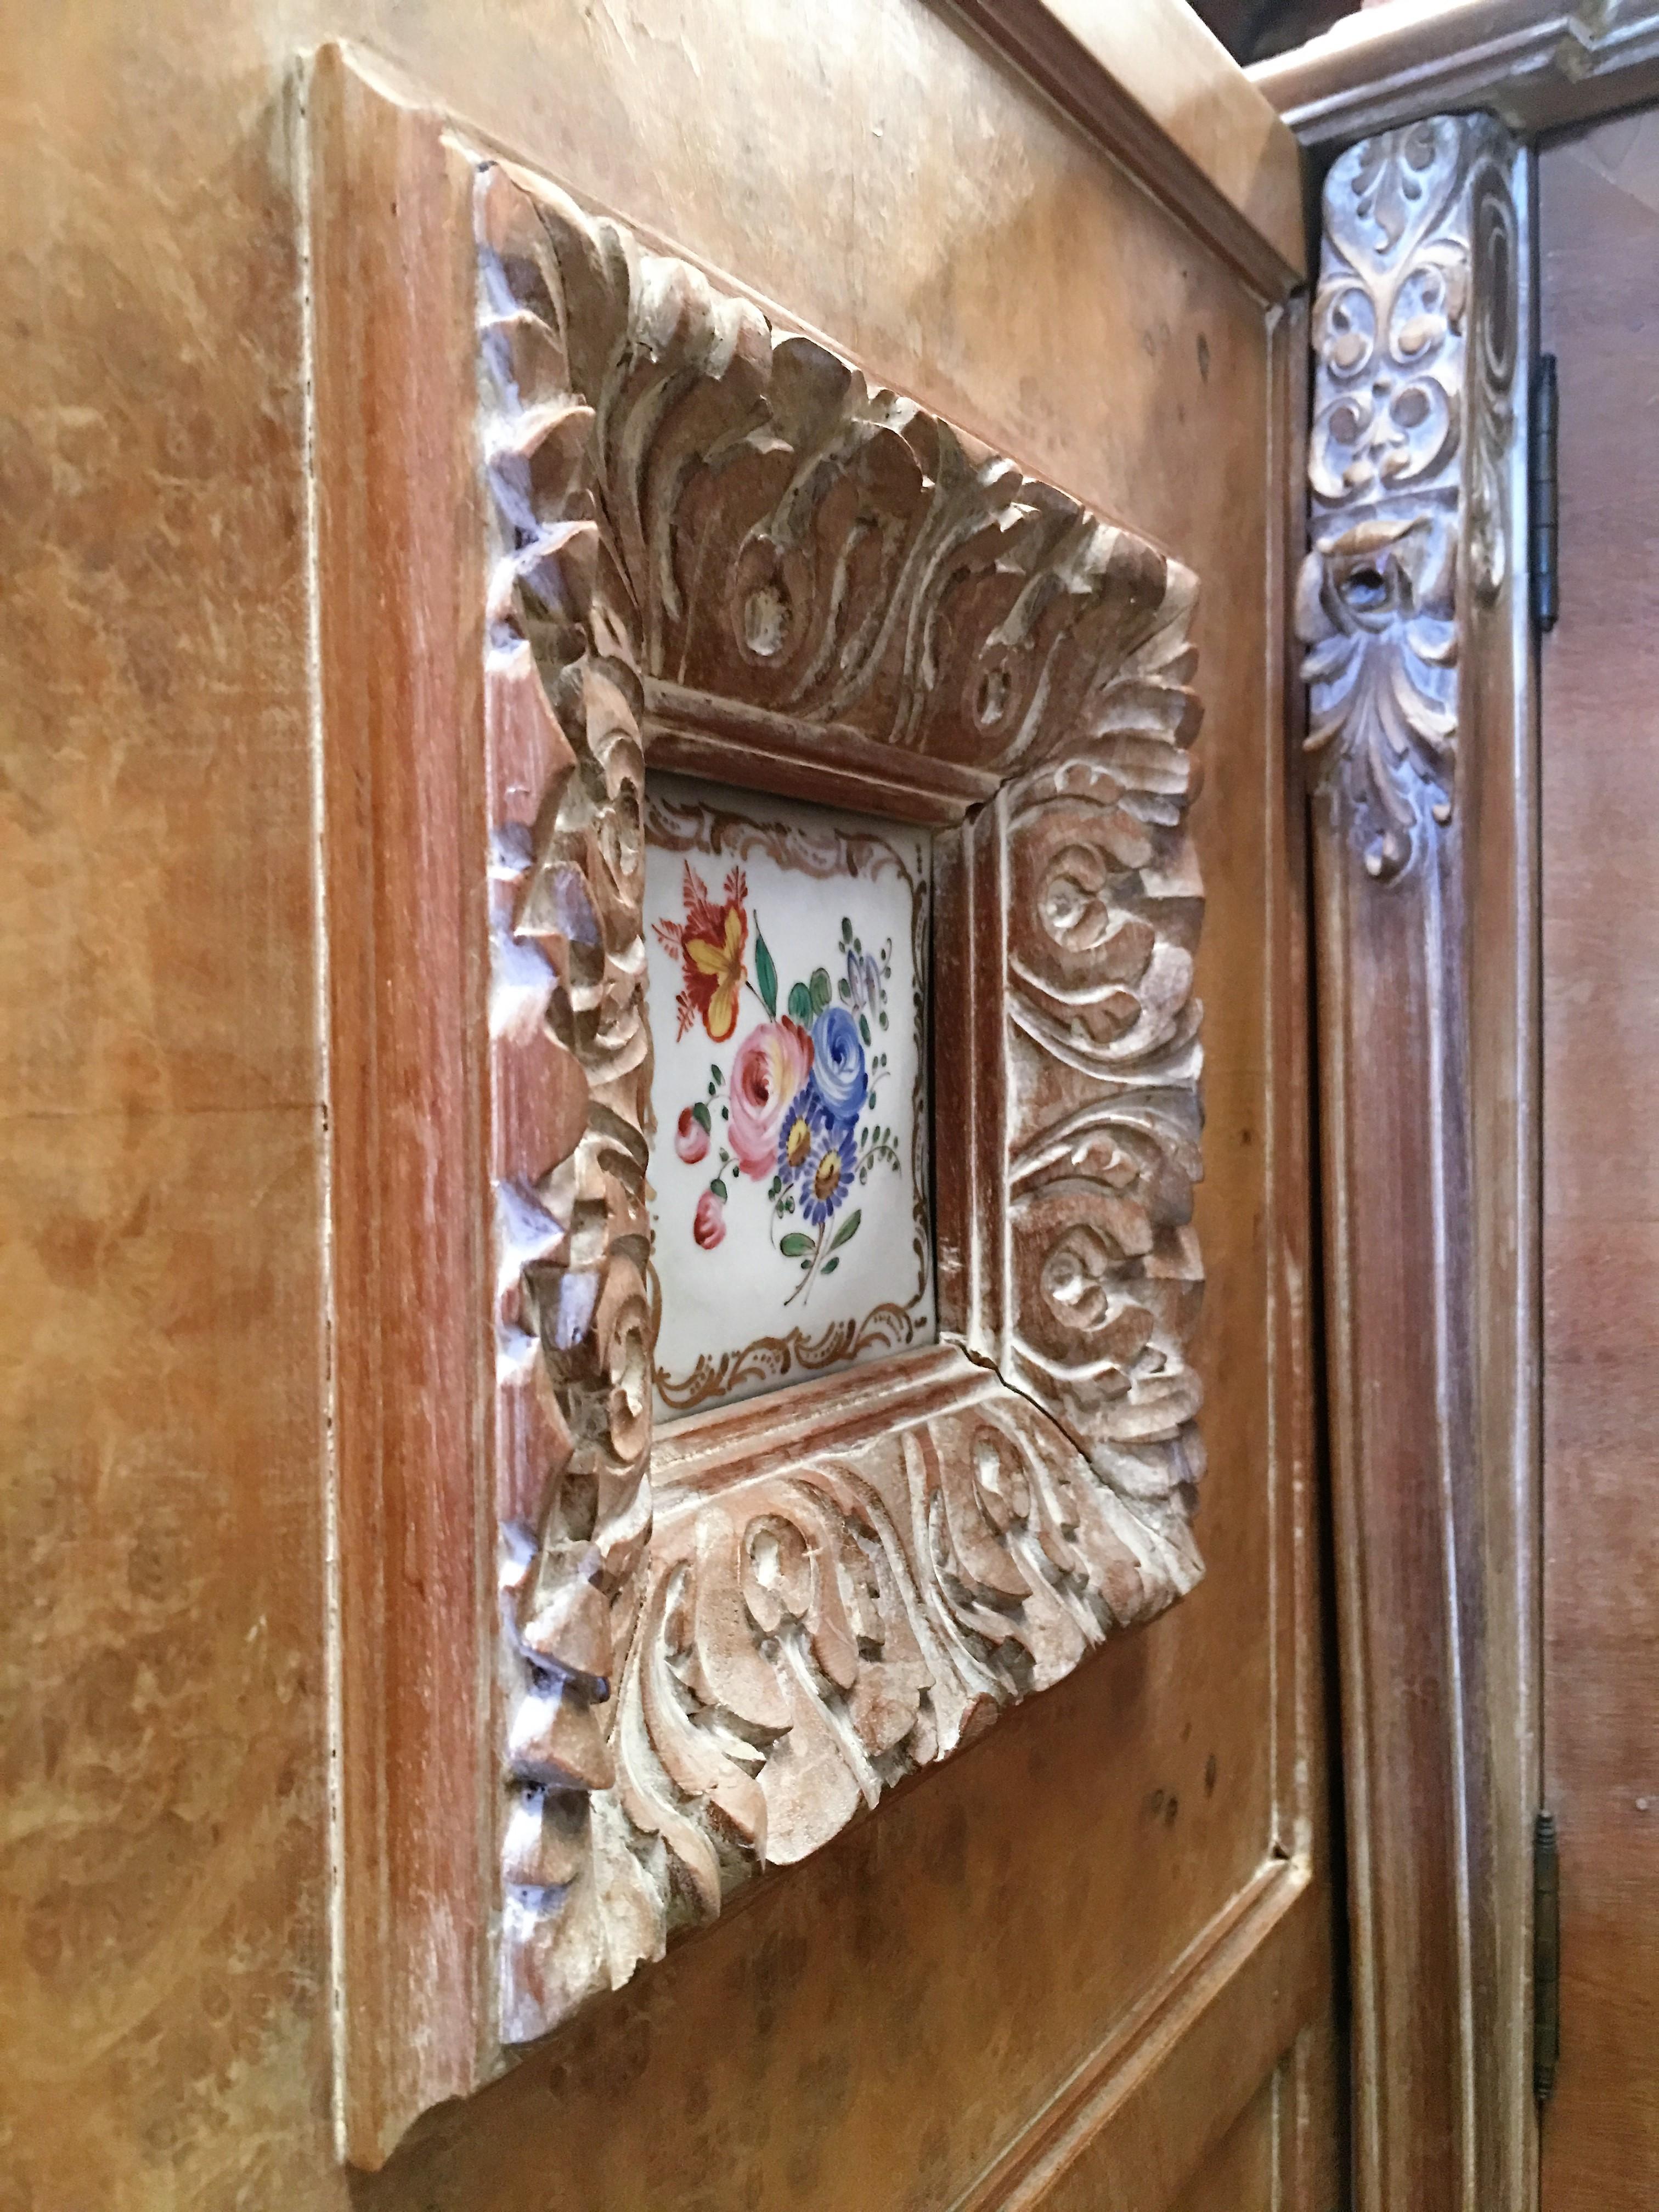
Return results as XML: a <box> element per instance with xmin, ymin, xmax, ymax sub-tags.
<box><xmin>653</xmin><ymin>861</ymin><xmax>749</xmax><ymax>1041</ymax></box>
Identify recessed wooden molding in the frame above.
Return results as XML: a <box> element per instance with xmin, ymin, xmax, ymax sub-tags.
<box><xmin>1252</xmin><ymin>0</ymin><xmax>1659</xmax><ymax>148</ymax></box>
<box><xmin>1300</xmin><ymin>117</ymin><xmax>1539</xmax><ymax>2212</ymax></box>
<box><xmin>309</xmin><ymin>43</ymin><xmax>1210</xmax><ymax>2166</ymax></box>
<box><xmin>955</xmin><ymin>1858</ymin><xmax>1327</xmax><ymax>2212</ymax></box>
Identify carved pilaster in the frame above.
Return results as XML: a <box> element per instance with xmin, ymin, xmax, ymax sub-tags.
<box><xmin>1302</xmin><ymin>117</ymin><xmax>1537</xmax><ymax>2212</ymax></box>
<box><xmin>1299</xmin><ymin>116</ymin><xmax>1517</xmax><ymax>879</ymax></box>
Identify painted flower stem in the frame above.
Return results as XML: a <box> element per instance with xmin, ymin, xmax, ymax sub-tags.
<box><xmin>782</xmin><ymin>1220</ymin><xmax>828</xmax><ymax>1310</ymax></box>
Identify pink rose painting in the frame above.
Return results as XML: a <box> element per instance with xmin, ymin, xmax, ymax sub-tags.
<box><xmin>727</xmin><ymin>1018</ymin><xmax>814</xmax><ymax>1180</ymax></box>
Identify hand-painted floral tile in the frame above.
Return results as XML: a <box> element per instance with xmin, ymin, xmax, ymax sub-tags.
<box><xmin>645</xmin><ymin>775</ymin><xmax>934</xmax><ymax>1417</ymax></box>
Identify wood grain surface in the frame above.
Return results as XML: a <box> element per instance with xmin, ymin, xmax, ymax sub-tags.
<box><xmin>0</xmin><ymin>2</ymin><xmax>1335</xmax><ymax>2204</ymax></box>
<box><xmin>1539</xmin><ymin>111</ymin><xmax>1659</xmax><ymax>2212</ymax></box>
<box><xmin>945</xmin><ymin>0</ymin><xmax>1306</xmax><ymax>295</ymax></box>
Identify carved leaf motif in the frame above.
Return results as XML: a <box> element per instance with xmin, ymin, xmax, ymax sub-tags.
<box><xmin>1299</xmin><ymin>512</ymin><xmax>1458</xmax><ymax>879</ymax></box>
<box><xmin>989</xmin><ymin>567</ymin><xmax>1206</xmax><ymax>1558</ymax></box>
<box><xmin>607</xmin><ymin>1378</ymin><xmax>1174</xmax><ymax>1918</ymax></box>
<box><xmin>1301</xmin><ymin>117</ymin><xmax>1517</xmax><ymax>881</ymax></box>
<box><xmin>486</xmin><ymin>162</ymin><xmax>1173</xmax><ymax>776</ymax></box>
<box><xmin>475</xmin><ymin>154</ymin><xmax>1208</xmax><ymax>2049</ymax></box>
<box><xmin>480</xmin><ymin>160</ymin><xmax>662</xmax><ymax>2045</ymax></box>
<box><xmin>1308</xmin><ymin>117</ymin><xmax>1470</xmax><ymax>512</ymax></box>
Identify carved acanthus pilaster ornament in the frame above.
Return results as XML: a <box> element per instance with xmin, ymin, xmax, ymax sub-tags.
<box><xmin>475</xmin><ymin>159</ymin><xmax>1206</xmax><ymax>2047</ymax></box>
<box><xmin>1299</xmin><ymin>117</ymin><xmax>1517</xmax><ymax>879</ymax></box>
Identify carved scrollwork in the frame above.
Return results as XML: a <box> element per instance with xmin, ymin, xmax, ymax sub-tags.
<box><xmin>476</xmin><ymin>155</ymin><xmax>1206</xmax><ymax>2047</ymax></box>
<box><xmin>996</xmin><ymin>572</ymin><xmax>1206</xmax><ymax>1572</ymax></box>
<box><xmin>602</xmin><ymin>1360</ymin><xmax>1173</xmax><ymax>1931</ymax></box>
<box><xmin>1299</xmin><ymin>116</ymin><xmax>1517</xmax><ymax>881</ymax></box>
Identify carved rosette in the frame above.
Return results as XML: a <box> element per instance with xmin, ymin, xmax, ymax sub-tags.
<box><xmin>476</xmin><ymin>157</ymin><xmax>1205</xmax><ymax>2046</ymax></box>
<box><xmin>1299</xmin><ymin>117</ymin><xmax>1517</xmax><ymax>880</ymax></box>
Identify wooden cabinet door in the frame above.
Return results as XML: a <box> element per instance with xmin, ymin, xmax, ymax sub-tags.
<box><xmin>0</xmin><ymin>7</ymin><xmax>1338</xmax><ymax>2209</ymax></box>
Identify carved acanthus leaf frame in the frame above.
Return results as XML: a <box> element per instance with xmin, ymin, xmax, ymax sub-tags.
<box><xmin>1298</xmin><ymin>116</ymin><xmax>1517</xmax><ymax>879</ymax></box>
<box><xmin>474</xmin><ymin>159</ymin><xmax>1207</xmax><ymax>2048</ymax></box>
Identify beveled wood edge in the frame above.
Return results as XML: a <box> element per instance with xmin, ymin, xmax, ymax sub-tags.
<box><xmin>653</xmin><ymin>1344</ymin><xmax>987</xmax><ymax>1491</ymax></box>
<box><xmin>954</xmin><ymin>1859</ymin><xmax>1327</xmax><ymax>2210</ymax></box>
<box><xmin>1265</xmin><ymin>290</ymin><xmax>1325</xmax><ymax>1881</ymax></box>
<box><xmin>307</xmin><ymin>35</ymin><xmax>1262</xmax><ymax>2168</ymax></box>
<box><xmin>1252</xmin><ymin>0</ymin><xmax>1659</xmax><ymax>148</ymax></box>
<box><xmin>957</xmin><ymin>278</ymin><xmax>1327</xmax><ymax>2212</ymax></box>
<box><xmin>654</xmin><ymin>1346</ymin><xmax>1135</xmax><ymax>1517</ymax></box>
<box><xmin>304</xmin><ymin>35</ymin><xmax>1285</xmax><ymax>529</ymax></box>
<box><xmin>480</xmin><ymin>131</ymin><xmax>1211</xmax><ymax>2054</ymax></box>
<box><xmin>644</xmin><ymin>679</ymin><xmax>996</xmax><ymax>826</ymax></box>
<box><xmin>944</xmin><ymin>0</ymin><xmax>1306</xmax><ymax>298</ymax></box>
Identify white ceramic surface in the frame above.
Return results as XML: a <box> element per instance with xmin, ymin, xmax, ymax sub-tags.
<box><xmin>645</xmin><ymin>774</ymin><xmax>934</xmax><ymax>1417</ymax></box>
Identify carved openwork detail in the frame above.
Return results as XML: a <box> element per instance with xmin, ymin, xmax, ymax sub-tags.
<box><xmin>476</xmin><ymin>157</ymin><xmax>1206</xmax><ymax>2046</ymax></box>
<box><xmin>1299</xmin><ymin>116</ymin><xmax>1517</xmax><ymax>880</ymax></box>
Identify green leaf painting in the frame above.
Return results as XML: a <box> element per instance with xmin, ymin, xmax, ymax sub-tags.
<box><xmin>755</xmin><ymin>930</ymin><xmax>777</xmax><ymax>1018</ymax></box>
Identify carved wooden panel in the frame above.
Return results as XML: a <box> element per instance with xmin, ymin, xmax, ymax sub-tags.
<box><xmin>475</xmin><ymin>155</ymin><xmax>1210</xmax><ymax>2049</ymax></box>
<box><xmin>311</xmin><ymin>49</ymin><xmax>1212</xmax><ymax>2164</ymax></box>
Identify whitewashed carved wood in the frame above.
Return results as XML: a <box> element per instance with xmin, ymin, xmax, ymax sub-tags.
<box><xmin>1298</xmin><ymin>116</ymin><xmax>1517</xmax><ymax>879</ymax></box>
<box><xmin>940</xmin><ymin>579</ymin><xmax>1206</xmax><ymax>1578</ymax></box>
<box><xmin>475</xmin><ymin>157</ymin><xmax>1209</xmax><ymax>2046</ymax></box>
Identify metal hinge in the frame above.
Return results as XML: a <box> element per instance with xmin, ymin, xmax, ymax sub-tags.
<box><xmin>1534</xmin><ymin>1809</ymin><xmax>1561</xmax><ymax>2105</ymax></box>
<box><xmin>1531</xmin><ymin>355</ymin><xmax>1560</xmax><ymax>632</ymax></box>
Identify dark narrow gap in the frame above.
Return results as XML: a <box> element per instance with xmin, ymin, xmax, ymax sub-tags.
<box><xmin>1180</xmin><ymin>0</ymin><xmax>1362</xmax><ymax>65</ymax></box>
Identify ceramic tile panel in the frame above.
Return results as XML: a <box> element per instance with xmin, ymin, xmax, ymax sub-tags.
<box><xmin>645</xmin><ymin>774</ymin><xmax>934</xmax><ymax>1416</ymax></box>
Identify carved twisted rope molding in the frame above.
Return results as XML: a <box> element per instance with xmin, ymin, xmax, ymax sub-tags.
<box><xmin>1299</xmin><ymin>116</ymin><xmax>1517</xmax><ymax>879</ymax></box>
<box><xmin>476</xmin><ymin>160</ymin><xmax>1207</xmax><ymax>2046</ymax></box>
